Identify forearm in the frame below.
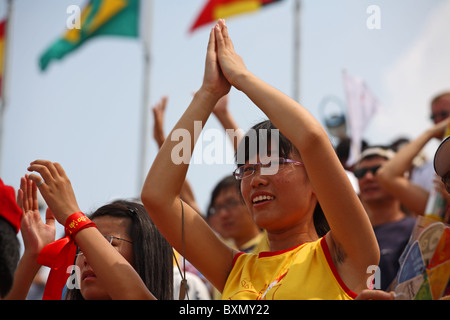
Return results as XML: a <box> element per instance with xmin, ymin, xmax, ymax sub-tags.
<box><xmin>180</xmin><ymin>180</ymin><xmax>202</xmax><ymax>215</ymax></box>
<box><xmin>74</xmin><ymin>227</ymin><xmax>155</xmax><ymax>300</ymax></box>
<box><xmin>378</xmin><ymin>129</ymin><xmax>434</xmax><ymax>180</ymax></box>
<box><xmin>237</xmin><ymin>71</ymin><xmax>377</xmax><ymax>266</ymax></box>
<box><xmin>4</xmin><ymin>252</ymin><xmax>41</xmax><ymax>300</ymax></box>
<box><xmin>142</xmin><ymin>88</ymin><xmax>220</xmax><ymax>204</ymax></box>
<box><xmin>234</xmin><ymin>71</ymin><xmax>328</xmax><ymax>157</ymax></box>
<box><xmin>215</xmin><ymin>109</ymin><xmax>243</xmax><ymax>151</ymax></box>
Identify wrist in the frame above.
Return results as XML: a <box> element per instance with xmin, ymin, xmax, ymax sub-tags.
<box><xmin>230</xmin><ymin>69</ymin><xmax>253</xmax><ymax>92</ymax></box>
<box><xmin>22</xmin><ymin>248</ymin><xmax>40</xmax><ymax>261</ymax></box>
<box><xmin>424</xmin><ymin>127</ymin><xmax>436</xmax><ymax>139</ymax></box>
<box><xmin>64</xmin><ymin>212</ymin><xmax>96</xmax><ymax>239</ymax></box>
<box><xmin>196</xmin><ymin>86</ymin><xmax>224</xmax><ymax>106</ymax></box>
<box><xmin>215</xmin><ymin>108</ymin><xmax>231</xmax><ymax>121</ymax></box>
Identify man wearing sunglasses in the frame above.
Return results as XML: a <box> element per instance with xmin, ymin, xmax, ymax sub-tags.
<box><xmin>430</xmin><ymin>93</ymin><xmax>450</xmax><ymax>124</ymax></box>
<box><xmin>354</xmin><ymin>147</ymin><xmax>416</xmax><ymax>291</ymax></box>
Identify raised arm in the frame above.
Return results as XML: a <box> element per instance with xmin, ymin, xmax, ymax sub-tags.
<box><xmin>212</xmin><ymin>94</ymin><xmax>244</xmax><ymax>152</ymax></box>
<box><xmin>152</xmin><ymin>95</ymin><xmax>202</xmax><ymax>215</ymax></box>
<box><xmin>377</xmin><ymin>118</ymin><xmax>450</xmax><ymax>215</ymax></box>
<box><xmin>214</xmin><ymin>19</ymin><xmax>379</xmax><ymax>291</ymax></box>
<box><xmin>152</xmin><ymin>95</ymin><xmax>168</xmax><ymax>149</ymax></box>
<box><xmin>141</xmin><ymin>28</ymin><xmax>237</xmax><ymax>292</ymax></box>
<box><xmin>27</xmin><ymin>160</ymin><xmax>154</xmax><ymax>300</ymax></box>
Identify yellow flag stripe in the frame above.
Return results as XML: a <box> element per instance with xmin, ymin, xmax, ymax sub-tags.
<box><xmin>85</xmin><ymin>0</ymin><xmax>127</xmax><ymax>34</ymax></box>
<box><xmin>64</xmin><ymin>5</ymin><xmax>93</xmax><ymax>43</ymax></box>
<box><xmin>63</xmin><ymin>0</ymin><xmax>127</xmax><ymax>44</ymax></box>
<box><xmin>213</xmin><ymin>1</ymin><xmax>262</xmax><ymax>20</ymax></box>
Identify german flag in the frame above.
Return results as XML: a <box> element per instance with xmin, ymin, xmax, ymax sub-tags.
<box><xmin>190</xmin><ymin>0</ymin><xmax>283</xmax><ymax>32</ymax></box>
<box><xmin>0</xmin><ymin>19</ymin><xmax>6</xmax><ymax>98</ymax></box>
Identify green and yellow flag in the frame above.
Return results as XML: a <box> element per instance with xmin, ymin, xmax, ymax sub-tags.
<box><xmin>39</xmin><ymin>0</ymin><xmax>139</xmax><ymax>71</ymax></box>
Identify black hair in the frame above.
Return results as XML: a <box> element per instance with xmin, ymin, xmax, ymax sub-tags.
<box><xmin>235</xmin><ymin>119</ymin><xmax>330</xmax><ymax>237</ymax></box>
<box><xmin>65</xmin><ymin>200</ymin><xmax>173</xmax><ymax>300</ymax></box>
<box><xmin>0</xmin><ymin>217</ymin><xmax>20</xmax><ymax>298</ymax></box>
<box><xmin>235</xmin><ymin>119</ymin><xmax>299</xmax><ymax>166</ymax></box>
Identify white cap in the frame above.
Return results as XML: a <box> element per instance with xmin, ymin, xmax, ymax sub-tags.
<box><xmin>358</xmin><ymin>147</ymin><xmax>395</xmax><ymax>163</ymax></box>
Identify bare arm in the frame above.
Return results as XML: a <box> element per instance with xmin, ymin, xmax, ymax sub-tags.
<box><xmin>141</xmin><ymin>28</ymin><xmax>237</xmax><ymax>292</ymax></box>
<box><xmin>152</xmin><ymin>95</ymin><xmax>203</xmax><ymax>214</ymax></box>
<box><xmin>214</xmin><ymin>19</ymin><xmax>379</xmax><ymax>293</ymax></box>
<box><xmin>27</xmin><ymin>160</ymin><xmax>155</xmax><ymax>300</ymax></box>
<box><xmin>212</xmin><ymin>94</ymin><xmax>244</xmax><ymax>152</ymax></box>
<box><xmin>377</xmin><ymin>118</ymin><xmax>450</xmax><ymax>215</ymax></box>
<box><xmin>73</xmin><ymin>227</ymin><xmax>155</xmax><ymax>300</ymax></box>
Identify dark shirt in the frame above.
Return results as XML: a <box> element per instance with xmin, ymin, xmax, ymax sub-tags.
<box><xmin>373</xmin><ymin>216</ymin><xmax>416</xmax><ymax>290</ymax></box>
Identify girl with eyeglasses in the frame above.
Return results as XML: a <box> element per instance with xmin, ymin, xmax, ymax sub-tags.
<box><xmin>65</xmin><ymin>200</ymin><xmax>173</xmax><ymax>300</ymax></box>
<box><xmin>7</xmin><ymin>172</ymin><xmax>172</xmax><ymax>300</ymax></box>
<box><xmin>142</xmin><ymin>19</ymin><xmax>379</xmax><ymax>299</ymax></box>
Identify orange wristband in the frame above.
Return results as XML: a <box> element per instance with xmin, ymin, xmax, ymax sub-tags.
<box><xmin>64</xmin><ymin>212</ymin><xmax>96</xmax><ymax>238</ymax></box>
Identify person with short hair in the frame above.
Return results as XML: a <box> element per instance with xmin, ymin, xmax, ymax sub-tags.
<box><xmin>354</xmin><ymin>147</ymin><xmax>416</xmax><ymax>290</ymax></box>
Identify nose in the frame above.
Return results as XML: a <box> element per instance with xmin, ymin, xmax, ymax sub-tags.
<box><xmin>249</xmin><ymin>168</ymin><xmax>269</xmax><ymax>188</ymax></box>
<box><xmin>77</xmin><ymin>252</ymin><xmax>89</xmax><ymax>266</ymax></box>
<box><xmin>216</xmin><ymin>206</ymin><xmax>231</xmax><ymax>218</ymax></box>
<box><xmin>361</xmin><ymin>170</ymin><xmax>376</xmax><ymax>180</ymax></box>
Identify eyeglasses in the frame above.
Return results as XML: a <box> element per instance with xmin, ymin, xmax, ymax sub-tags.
<box><xmin>233</xmin><ymin>157</ymin><xmax>304</xmax><ymax>180</ymax></box>
<box><xmin>430</xmin><ymin>111</ymin><xmax>450</xmax><ymax>122</ymax></box>
<box><xmin>441</xmin><ymin>171</ymin><xmax>450</xmax><ymax>194</ymax></box>
<box><xmin>76</xmin><ymin>235</ymin><xmax>133</xmax><ymax>257</ymax></box>
<box><xmin>353</xmin><ymin>165</ymin><xmax>381</xmax><ymax>179</ymax></box>
<box><xmin>209</xmin><ymin>200</ymin><xmax>243</xmax><ymax>216</ymax></box>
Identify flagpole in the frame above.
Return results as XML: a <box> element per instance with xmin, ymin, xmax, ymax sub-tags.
<box><xmin>0</xmin><ymin>0</ymin><xmax>13</xmax><ymax>176</ymax></box>
<box><xmin>137</xmin><ymin>0</ymin><xmax>153</xmax><ymax>194</ymax></box>
<box><xmin>292</xmin><ymin>0</ymin><xmax>301</xmax><ymax>102</ymax></box>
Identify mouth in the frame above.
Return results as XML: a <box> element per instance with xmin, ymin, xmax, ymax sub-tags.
<box><xmin>361</xmin><ymin>185</ymin><xmax>382</xmax><ymax>196</ymax></box>
<box><xmin>221</xmin><ymin>221</ymin><xmax>234</xmax><ymax>231</ymax></box>
<box><xmin>252</xmin><ymin>194</ymin><xmax>275</xmax><ymax>206</ymax></box>
<box><xmin>361</xmin><ymin>184</ymin><xmax>379</xmax><ymax>192</ymax></box>
<box><xmin>82</xmin><ymin>270</ymin><xmax>97</xmax><ymax>282</ymax></box>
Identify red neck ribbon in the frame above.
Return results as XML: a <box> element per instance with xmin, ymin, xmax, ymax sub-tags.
<box><xmin>37</xmin><ymin>212</ymin><xmax>96</xmax><ymax>300</ymax></box>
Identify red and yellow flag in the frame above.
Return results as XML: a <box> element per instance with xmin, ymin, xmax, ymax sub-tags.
<box><xmin>190</xmin><ymin>0</ymin><xmax>283</xmax><ymax>32</ymax></box>
<box><xmin>0</xmin><ymin>19</ymin><xmax>6</xmax><ymax>98</ymax></box>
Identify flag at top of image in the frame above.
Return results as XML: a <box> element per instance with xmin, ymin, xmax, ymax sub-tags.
<box><xmin>190</xmin><ymin>0</ymin><xmax>283</xmax><ymax>32</ymax></box>
<box><xmin>39</xmin><ymin>0</ymin><xmax>139</xmax><ymax>71</ymax></box>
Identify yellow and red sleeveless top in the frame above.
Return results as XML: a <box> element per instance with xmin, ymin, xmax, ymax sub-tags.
<box><xmin>222</xmin><ymin>237</ymin><xmax>357</xmax><ymax>300</ymax></box>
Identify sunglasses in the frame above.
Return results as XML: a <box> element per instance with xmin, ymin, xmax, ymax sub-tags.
<box><xmin>430</xmin><ymin>111</ymin><xmax>450</xmax><ymax>122</ymax></box>
<box><xmin>353</xmin><ymin>165</ymin><xmax>381</xmax><ymax>179</ymax></box>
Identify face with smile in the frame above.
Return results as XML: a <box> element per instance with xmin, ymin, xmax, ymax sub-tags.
<box><xmin>210</xmin><ymin>187</ymin><xmax>259</xmax><ymax>246</ymax></box>
<box><xmin>75</xmin><ymin>215</ymin><xmax>134</xmax><ymax>300</ymax></box>
<box><xmin>239</xmin><ymin>152</ymin><xmax>317</xmax><ymax>234</ymax></box>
